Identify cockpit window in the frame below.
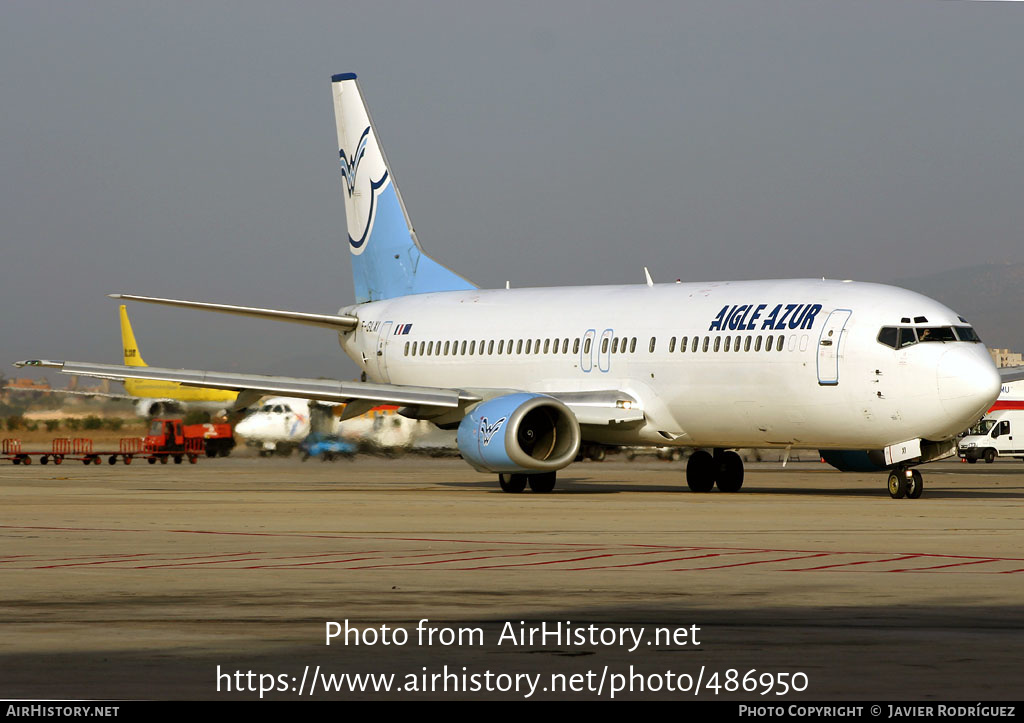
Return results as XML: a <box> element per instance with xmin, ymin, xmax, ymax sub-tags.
<box><xmin>917</xmin><ymin>327</ymin><xmax>957</xmax><ymax>343</ymax></box>
<box><xmin>897</xmin><ymin>327</ymin><xmax>917</xmax><ymax>349</ymax></box>
<box><xmin>878</xmin><ymin>325</ymin><xmax>979</xmax><ymax>349</ymax></box>
<box><xmin>877</xmin><ymin>327</ymin><xmax>898</xmax><ymax>349</ymax></box>
<box><xmin>954</xmin><ymin>326</ymin><xmax>981</xmax><ymax>343</ymax></box>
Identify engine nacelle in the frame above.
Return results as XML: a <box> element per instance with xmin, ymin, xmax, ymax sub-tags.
<box><xmin>135</xmin><ymin>399</ymin><xmax>179</xmax><ymax>419</ymax></box>
<box><xmin>457</xmin><ymin>393</ymin><xmax>581</xmax><ymax>474</ymax></box>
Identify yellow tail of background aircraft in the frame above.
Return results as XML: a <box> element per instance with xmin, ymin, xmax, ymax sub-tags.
<box><xmin>118</xmin><ymin>305</ymin><xmax>238</xmax><ymax>416</ymax></box>
<box><xmin>7</xmin><ymin>307</ymin><xmax>243</xmax><ymax>417</ymax></box>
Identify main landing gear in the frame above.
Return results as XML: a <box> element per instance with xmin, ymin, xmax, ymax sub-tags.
<box><xmin>887</xmin><ymin>467</ymin><xmax>924</xmax><ymax>499</ymax></box>
<box><xmin>498</xmin><ymin>471</ymin><xmax>557</xmax><ymax>493</ymax></box>
<box><xmin>686</xmin><ymin>449</ymin><xmax>744</xmax><ymax>493</ymax></box>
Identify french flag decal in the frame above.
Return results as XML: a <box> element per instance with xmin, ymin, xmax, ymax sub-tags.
<box><xmin>394</xmin><ymin>323</ymin><xmax>413</xmax><ymax>335</ymax></box>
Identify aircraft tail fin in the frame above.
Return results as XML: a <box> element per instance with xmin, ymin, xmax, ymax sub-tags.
<box><xmin>119</xmin><ymin>305</ymin><xmax>148</xmax><ymax>367</ymax></box>
<box><xmin>331</xmin><ymin>73</ymin><xmax>476</xmax><ymax>303</ymax></box>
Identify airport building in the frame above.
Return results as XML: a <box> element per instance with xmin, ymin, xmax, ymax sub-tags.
<box><xmin>989</xmin><ymin>348</ymin><xmax>1024</xmax><ymax>368</ymax></box>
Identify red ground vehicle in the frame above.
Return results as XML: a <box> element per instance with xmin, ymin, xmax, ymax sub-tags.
<box><xmin>144</xmin><ymin>419</ymin><xmax>234</xmax><ymax>464</ymax></box>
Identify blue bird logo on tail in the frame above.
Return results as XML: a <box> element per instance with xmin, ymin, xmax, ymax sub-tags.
<box><xmin>339</xmin><ymin>126</ymin><xmax>389</xmax><ymax>251</ymax></box>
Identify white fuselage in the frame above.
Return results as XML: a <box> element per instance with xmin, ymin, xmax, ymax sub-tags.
<box><xmin>235</xmin><ymin>397</ymin><xmax>312</xmax><ymax>446</ymax></box>
<box><xmin>338</xmin><ymin>279</ymin><xmax>1000</xmax><ymax>451</ymax></box>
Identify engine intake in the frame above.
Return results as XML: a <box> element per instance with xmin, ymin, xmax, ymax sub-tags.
<box><xmin>457</xmin><ymin>393</ymin><xmax>581</xmax><ymax>473</ymax></box>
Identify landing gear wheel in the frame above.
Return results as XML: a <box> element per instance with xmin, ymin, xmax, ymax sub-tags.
<box><xmin>906</xmin><ymin>469</ymin><xmax>924</xmax><ymax>499</ymax></box>
<box><xmin>715</xmin><ymin>451</ymin><xmax>744</xmax><ymax>492</ymax></box>
<box><xmin>686</xmin><ymin>450</ymin><xmax>715</xmax><ymax>492</ymax></box>
<box><xmin>499</xmin><ymin>473</ymin><xmax>527</xmax><ymax>493</ymax></box>
<box><xmin>40</xmin><ymin>455</ymin><xmax>49</xmax><ymax>465</ymax></box>
<box><xmin>109</xmin><ymin>455</ymin><xmax>117</xmax><ymax>465</ymax></box>
<box><xmin>888</xmin><ymin>471</ymin><xmax>907</xmax><ymax>499</ymax></box>
<box><xmin>148</xmin><ymin>457</ymin><xmax>157</xmax><ymax>465</ymax></box>
<box><xmin>173</xmin><ymin>455</ymin><xmax>183</xmax><ymax>464</ymax></box>
<box><xmin>984</xmin><ymin>448</ymin><xmax>996</xmax><ymax>464</ymax></box>
<box><xmin>528</xmin><ymin>472</ymin><xmax>556</xmax><ymax>493</ymax></box>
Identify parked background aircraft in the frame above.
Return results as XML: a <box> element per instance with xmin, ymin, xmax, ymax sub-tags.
<box><xmin>234</xmin><ymin>397</ymin><xmax>430</xmax><ymax>456</ymax></box>
<box><xmin>16</xmin><ymin>73</ymin><xmax>1011</xmax><ymax>499</ymax></box>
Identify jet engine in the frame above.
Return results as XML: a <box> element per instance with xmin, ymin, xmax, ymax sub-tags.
<box><xmin>457</xmin><ymin>393</ymin><xmax>581</xmax><ymax>473</ymax></box>
<box><xmin>135</xmin><ymin>399</ymin><xmax>180</xmax><ymax>419</ymax></box>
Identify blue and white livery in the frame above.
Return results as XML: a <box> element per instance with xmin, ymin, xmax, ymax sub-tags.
<box><xmin>17</xmin><ymin>72</ymin><xmax>1011</xmax><ymax>499</ymax></box>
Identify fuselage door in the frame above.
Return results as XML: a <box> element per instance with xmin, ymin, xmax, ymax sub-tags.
<box><xmin>375</xmin><ymin>321</ymin><xmax>393</xmax><ymax>381</ymax></box>
<box><xmin>817</xmin><ymin>309</ymin><xmax>852</xmax><ymax>385</ymax></box>
<box><xmin>581</xmin><ymin>329</ymin><xmax>596</xmax><ymax>373</ymax></box>
<box><xmin>598</xmin><ymin>328</ymin><xmax>614</xmax><ymax>373</ymax></box>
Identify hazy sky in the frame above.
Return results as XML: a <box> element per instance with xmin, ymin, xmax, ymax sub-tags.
<box><xmin>2</xmin><ymin>2</ymin><xmax>1022</xmax><ymax>381</ymax></box>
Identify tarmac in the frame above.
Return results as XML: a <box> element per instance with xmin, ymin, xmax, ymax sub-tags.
<box><xmin>1</xmin><ymin>453</ymin><xmax>1022</xmax><ymax>700</ymax></box>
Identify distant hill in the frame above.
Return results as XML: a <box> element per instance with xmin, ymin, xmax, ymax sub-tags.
<box><xmin>890</xmin><ymin>263</ymin><xmax>1024</xmax><ymax>354</ymax></box>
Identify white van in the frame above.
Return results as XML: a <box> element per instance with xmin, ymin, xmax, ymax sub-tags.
<box><xmin>958</xmin><ymin>409</ymin><xmax>1024</xmax><ymax>463</ymax></box>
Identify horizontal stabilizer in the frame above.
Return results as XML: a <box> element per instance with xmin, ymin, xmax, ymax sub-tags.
<box><xmin>109</xmin><ymin>294</ymin><xmax>359</xmax><ymax>332</ymax></box>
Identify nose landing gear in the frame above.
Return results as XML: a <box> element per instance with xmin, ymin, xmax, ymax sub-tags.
<box><xmin>888</xmin><ymin>467</ymin><xmax>924</xmax><ymax>499</ymax></box>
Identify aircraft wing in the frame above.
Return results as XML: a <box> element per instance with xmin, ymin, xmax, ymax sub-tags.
<box><xmin>4</xmin><ymin>386</ymin><xmax>134</xmax><ymax>401</ymax></box>
<box><xmin>15</xmin><ymin>360</ymin><xmax>477</xmax><ymax>415</ymax></box>
<box><xmin>14</xmin><ymin>360</ymin><xmax>646</xmax><ymax>427</ymax></box>
<box><xmin>999</xmin><ymin>366</ymin><xmax>1024</xmax><ymax>384</ymax></box>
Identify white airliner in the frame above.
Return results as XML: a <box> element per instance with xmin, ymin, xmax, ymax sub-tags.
<box><xmin>16</xmin><ymin>73</ymin><xmax>1014</xmax><ymax>499</ymax></box>
<box><xmin>234</xmin><ymin>397</ymin><xmax>312</xmax><ymax>456</ymax></box>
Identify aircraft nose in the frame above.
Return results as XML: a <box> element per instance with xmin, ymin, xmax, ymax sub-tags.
<box><xmin>935</xmin><ymin>347</ymin><xmax>1001</xmax><ymax>422</ymax></box>
<box><xmin>234</xmin><ymin>416</ymin><xmax>258</xmax><ymax>436</ymax></box>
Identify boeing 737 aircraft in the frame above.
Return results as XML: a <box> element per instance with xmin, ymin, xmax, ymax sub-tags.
<box><xmin>16</xmin><ymin>73</ymin><xmax>1010</xmax><ymax>499</ymax></box>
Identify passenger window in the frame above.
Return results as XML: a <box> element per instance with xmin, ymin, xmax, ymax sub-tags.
<box><xmin>724</xmin><ymin>336</ymin><xmax>731</xmax><ymax>353</ymax></box>
<box><xmin>734</xmin><ymin>335</ymin><xmax>741</xmax><ymax>352</ymax></box>
<box><xmin>754</xmin><ymin>336</ymin><xmax>762</xmax><ymax>352</ymax></box>
<box><xmin>562</xmin><ymin>338</ymin><xmax>569</xmax><ymax>354</ymax></box>
<box><xmin>713</xmin><ymin>337</ymin><xmax>721</xmax><ymax>353</ymax></box>
<box><xmin>601</xmin><ymin>337</ymin><xmax>609</xmax><ymax>353</ymax></box>
<box><xmin>584</xmin><ymin>338</ymin><xmax>592</xmax><ymax>354</ymax></box>
<box><xmin>535</xmin><ymin>339</ymin><xmax>541</xmax><ymax>354</ymax></box>
<box><xmin>469</xmin><ymin>341</ymin><xmax>475</xmax><ymax>355</ymax></box>
<box><xmin>574</xmin><ymin>338</ymin><xmax>581</xmax><ymax>354</ymax></box>
<box><xmin>744</xmin><ymin>336</ymin><xmax>751</xmax><ymax>352</ymax></box>
<box><xmin>777</xmin><ymin>335</ymin><xmax>784</xmax><ymax>351</ymax></box>
<box><xmin>460</xmin><ymin>341</ymin><xmax>467</xmax><ymax>355</ymax></box>
<box><xmin>681</xmin><ymin>336</ymin><xmax>688</xmax><ymax>352</ymax></box>
<box><xmin>517</xmin><ymin>340</ymin><xmax>524</xmax><ymax>355</ymax></box>
<box><xmin>404</xmin><ymin>342</ymin><xmax>409</xmax><ymax>356</ymax></box>
<box><xmin>630</xmin><ymin>337</ymin><xmax>637</xmax><ymax>353</ymax></box>
<box><xmin>649</xmin><ymin>337</ymin><xmax>656</xmax><ymax>353</ymax></box>
<box><xmin>702</xmin><ymin>336</ymin><xmax>709</xmax><ymax>353</ymax></box>
<box><xmin>692</xmin><ymin>336</ymin><xmax>699</xmax><ymax>353</ymax></box>
<box><xmin>612</xmin><ymin>337</ymin><xmax>619</xmax><ymax>354</ymax></box>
